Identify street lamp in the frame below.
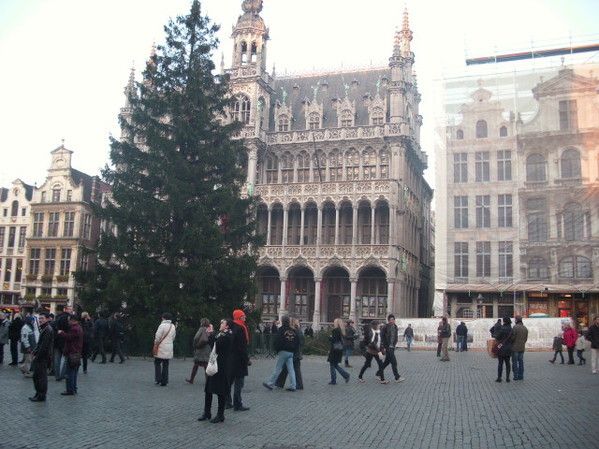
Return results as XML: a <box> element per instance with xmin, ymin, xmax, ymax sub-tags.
<box><xmin>476</xmin><ymin>293</ymin><xmax>484</xmax><ymax>318</ymax></box>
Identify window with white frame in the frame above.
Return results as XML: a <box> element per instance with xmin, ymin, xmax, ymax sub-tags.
<box><xmin>497</xmin><ymin>150</ymin><xmax>512</xmax><ymax>181</ymax></box>
<box><xmin>498</xmin><ymin>194</ymin><xmax>512</xmax><ymax>227</ymax></box>
<box><xmin>476</xmin><ymin>241</ymin><xmax>491</xmax><ymax>277</ymax></box>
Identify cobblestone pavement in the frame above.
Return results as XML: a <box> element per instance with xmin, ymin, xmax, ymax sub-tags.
<box><xmin>1</xmin><ymin>349</ymin><xmax>597</xmax><ymax>449</ymax></box>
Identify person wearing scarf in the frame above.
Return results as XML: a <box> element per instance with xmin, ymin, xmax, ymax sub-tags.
<box><xmin>225</xmin><ymin>309</ymin><xmax>251</xmax><ymax>411</ymax></box>
<box><xmin>358</xmin><ymin>320</ymin><xmax>388</xmax><ymax>384</ymax></box>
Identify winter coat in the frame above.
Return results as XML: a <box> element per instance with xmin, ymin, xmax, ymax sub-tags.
<box><xmin>575</xmin><ymin>335</ymin><xmax>589</xmax><ymax>351</ymax></box>
<box><xmin>109</xmin><ymin>319</ymin><xmax>125</xmax><ymax>342</ymax></box>
<box><xmin>153</xmin><ymin>320</ymin><xmax>176</xmax><ymax>359</ymax></box>
<box><xmin>440</xmin><ymin>322</ymin><xmax>451</xmax><ymax>338</ymax></box>
<box><xmin>229</xmin><ymin>322</ymin><xmax>250</xmax><ymax>378</ymax></box>
<box><xmin>61</xmin><ymin>322</ymin><xmax>83</xmax><ymax>356</ymax></box>
<box><xmin>587</xmin><ymin>324</ymin><xmax>599</xmax><ymax>349</ymax></box>
<box><xmin>8</xmin><ymin>318</ymin><xmax>24</xmax><ymax>342</ymax></box>
<box><xmin>20</xmin><ymin>324</ymin><xmax>35</xmax><ymax>353</ymax></box>
<box><xmin>381</xmin><ymin>322</ymin><xmax>399</xmax><ymax>349</ymax></box>
<box><xmin>495</xmin><ymin>324</ymin><xmax>514</xmax><ymax>357</ymax></box>
<box><xmin>33</xmin><ymin>322</ymin><xmax>53</xmax><ymax>362</ymax></box>
<box><xmin>552</xmin><ymin>336</ymin><xmax>564</xmax><ymax>351</ymax></box>
<box><xmin>343</xmin><ymin>325</ymin><xmax>358</xmax><ymax>349</ymax></box>
<box><xmin>0</xmin><ymin>319</ymin><xmax>9</xmax><ymax>344</ymax></box>
<box><xmin>563</xmin><ymin>328</ymin><xmax>578</xmax><ymax>348</ymax></box>
<box><xmin>511</xmin><ymin>323</ymin><xmax>529</xmax><ymax>352</ymax></box>
<box><xmin>456</xmin><ymin>323</ymin><xmax>468</xmax><ymax>337</ymax></box>
<box><xmin>205</xmin><ymin>330</ymin><xmax>233</xmax><ymax>396</ymax></box>
<box><xmin>93</xmin><ymin>317</ymin><xmax>108</xmax><ymax>339</ymax></box>
<box><xmin>404</xmin><ymin>326</ymin><xmax>414</xmax><ymax>338</ymax></box>
<box><xmin>192</xmin><ymin>326</ymin><xmax>211</xmax><ymax>364</ymax></box>
<box><xmin>273</xmin><ymin>325</ymin><xmax>299</xmax><ymax>353</ymax></box>
<box><xmin>327</xmin><ymin>327</ymin><xmax>344</xmax><ymax>364</ymax></box>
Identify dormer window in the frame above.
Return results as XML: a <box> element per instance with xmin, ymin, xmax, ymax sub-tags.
<box><xmin>341</xmin><ymin>110</ymin><xmax>353</xmax><ymax>127</ymax></box>
<box><xmin>278</xmin><ymin>115</ymin><xmax>289</xmax><ymax>132</ymax></box>
<box><xmin>499</xmin><ymin>126</ymin><xmax>508</xmax><ymax>137</ymax></box>
<box><xmin>371</xmin><ymin>107</ymin><xmax>384</xmax><ymax>125</ymax></box>
<box><xmin>559</xmin><ymin>100</ymin><xmax>578</xmax><ymax>130</ymax></box>
<box><xmin>52</xmin><ymin>188</ymin><xmax>61</xmax><ymax>202</ymax></box>
<box><xmin>308</xmin><ymin>112</ymin><xmax>320</xmax><ymax>130</ymax></box>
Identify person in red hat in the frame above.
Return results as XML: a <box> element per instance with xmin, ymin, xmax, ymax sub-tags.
<box><xmin>225</xmin><ymin>310</ymin><xmax>251</xmax><ymax>411</ymax></box>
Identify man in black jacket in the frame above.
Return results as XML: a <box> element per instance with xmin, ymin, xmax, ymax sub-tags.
<box><xmin>456</xmin><ymin>321</ymin><xmax>468</xmax><ymax>352</ymax></box>
<box><xmin>263</xmin><ymin>315</ymin><xmax>298</xmax><ymax>391</ymax></box>
<box><xmin>29</xmin><ymin>312</ymin><xmax>53</xmax><ymax>402</ymax></box>
<box><xmin>91</xmin><ymin>312</ymin><xmax>108</xmax><ymax>363</ymax></box>
<box><xmin>377</xmin><ymin>314</ymin><xmax>405</xmax><ymax>383</ymax></box>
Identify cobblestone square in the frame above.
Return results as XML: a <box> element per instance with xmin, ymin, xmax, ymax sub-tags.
<box><xmin>1</xmin><ymin>350</ymin><xmax>597</xmax><ymax>449</ymax></box>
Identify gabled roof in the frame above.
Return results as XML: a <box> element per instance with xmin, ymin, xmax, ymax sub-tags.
<box><xmin>532</xmin><ymin>68</ymin><xmax>599</xmax><ymax>99</ymax></box>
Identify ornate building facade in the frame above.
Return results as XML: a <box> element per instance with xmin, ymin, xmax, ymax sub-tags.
<box><xmin>436</xmin><ymin>63</ymin><xmax>599</xmax><ymax>327</ymax></box>
<box><xmin>221</xmin><ymin>1</ymin><xmax>433</xmax><ymax>327</ymax></box>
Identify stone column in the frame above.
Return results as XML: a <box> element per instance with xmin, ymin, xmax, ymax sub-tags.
<box><xmin>279</xmin><ymin>277</ymin><xmax>288</xmax><ymax>320</ymax></box>
<box><xmin>312</xmin><ymin>277</ymin><xmax>322</xmax><ymax>329</ymax></box>
<box><xmin>246</xmin><ymin>146</ymin><xmax>257</xmax><ymax>191</ymax></box>
<box><xmin>300</xmin><ymin>206</ymin><xmax>305</xmax><ymax>246</ymax></box>
<box><xmin>282</xmin><ymin>205</ymin><xmax>288</xmax><ymax>250</ymax></box>
<box><xmin>266</xmin><ymin>206</ymin><xmax>272</xmax><ymax>246</ymax></box>
<box><xmin>371</xmin><ymin>206</ymin><xmax>377</xmax><ymax>244</ymax></box>
<box><xmin>349</xmin><ymin>277</ymin><xmax>358</xmax><ymax>323</ymax></box>
<box><xmin>334</xmin><ymin>206</ymin><xmax>340</xmax><ymax>246</ymax></box>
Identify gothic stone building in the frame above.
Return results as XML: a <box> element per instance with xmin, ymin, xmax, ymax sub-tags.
<box><xmin>223</xmin><ymin>1</ymin><xmax>433</xmax><ymax>327</ymax></box>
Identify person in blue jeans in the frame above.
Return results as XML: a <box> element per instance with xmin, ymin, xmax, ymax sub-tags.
<box><xmin>58</xmin><ymin>314</ymin><xmax>83</xmax><ymax>395</ymax></box>
<box><xmin>403</xmin><ymin>324</ymin><xmax>414</xmax><ymax>351</ymax></box>
<box><xmin>328</xmin><ymin>319</ymin><xmax>350</xmax><ymax>384</ymax></box>
<box><xmin>511</xmin><ymin>315</ymin><xmax>528</xmax><ymax>380</ymax></box>
<box><xmin>263</xmin><ymin>315</ymin><xmax>298</xmax><ymax>391</ymax></box>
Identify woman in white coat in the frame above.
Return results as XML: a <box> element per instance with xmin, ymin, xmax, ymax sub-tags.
<box><xmin>154</xmin><ymin>312</ymin><xmax>176</xmax><ymax>386</ymax></box>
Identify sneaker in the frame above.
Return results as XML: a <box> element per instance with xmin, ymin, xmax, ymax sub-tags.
<box><xmin>395</xmin><ymin>377</ymin><xmax>405</xmax><ymax>383</ymax></box>
<box><xmin>262</xmin><ymin>382</ymin><xmax>273</xmax><ymax>391</ymax></box>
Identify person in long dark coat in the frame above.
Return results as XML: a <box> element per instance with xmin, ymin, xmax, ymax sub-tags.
<box><xmin>225</xmin><ymin>310</ymin><xmax>251</xmax><ymax>411</ymax></box>
<box><xmin>327</xmin><ymin>318</ymin><xmax>350</xmax><ymax>384</ymax></box>
<box><xmin>495</xmin><ymin>316</ymin><xmax>514</xmax><ymax>382</ymax></box>
<box><xmin>198</xmin><ymin>319</ymin><xmax>233</xmax><ymax>424</ymax></box>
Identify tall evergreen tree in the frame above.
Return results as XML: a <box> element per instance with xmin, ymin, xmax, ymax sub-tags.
<box><xmin>76</xmin><ymin>1</ymin><xmax>263</xmax><ymax>334</ymax></box>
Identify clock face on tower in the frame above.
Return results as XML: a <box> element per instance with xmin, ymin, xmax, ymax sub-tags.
<box><xmin>54</xmin><ymin>158</ymin><xmax>65</xmax><ymax>168</ymax></box>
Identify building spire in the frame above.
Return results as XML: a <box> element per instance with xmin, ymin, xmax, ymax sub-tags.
<box><xmin>394</xmin><ymin>7</ymin><xmax>413</xmax><ymax>57</ymax></box>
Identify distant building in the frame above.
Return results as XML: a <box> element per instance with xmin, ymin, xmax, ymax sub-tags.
<box><xmin>20</xmin><ymin>145</ymin><xmax>110</xmax><ymax>313</ymax></box>
<box><xmin>0</xmin><ymin>179</ymin><xmax>33</xmax><ymax>315</ymax></box>
<box><xmin>436</xmin><ymin>62</ymin><xmax>599</xmax><ymax>327</ymax></box>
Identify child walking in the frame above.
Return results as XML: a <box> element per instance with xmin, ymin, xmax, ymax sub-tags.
<box><xmin>549</xmin><ymin>334</ymin><xmax>564</xmax><ymax>364</ymax></box>
<box><xmin>575</xmin><ymin>330</ymin><xmax>587</xmax><ymax>365</ymax></box>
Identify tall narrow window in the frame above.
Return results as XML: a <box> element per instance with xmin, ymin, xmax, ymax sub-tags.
<box><xmin>15</xmin><ymin>259</ymin><xmax>23</xmax><ymax>283</ymax></box>
<box><xmin>329</xmin><ymin>151</ymin><xmax>343</xmax><ymax>182</ymax></box>
<box><xmin>18</xmin><ymin>227</ymin><xmax>26</xmax><ymax>248</ymax></box>
<box><xmin>281</xmin><ymin>153</ymin><xmax>294</xmax><ymax>183</ymax></box>
<box><xmin>83</xmin><ymin>214</ymin><xmax>92</xmax><ymax>239</ymax></box>
<box><xmin>559</xmin><ymin>100</ymin><xmax>578</xmax><ymax>130</ymax></box>
<box><xmin>379</xmin><ymin>150</ymin><xmax>389</xmax><ymax>179</ymax></box>
<box><xmin>11</xmin><ymin>200</ymin><xmax>18</xmax><ymax>217</ymax></box>
<box><xmin>454</xmin><ymin>242</ymin><xmax>468</xmax><ymax>279</ymax></box>
<box><xmin>371</xmin><ymin>107</ymin><xmax>384</xmax><ymax>125</ymax></box>
<box><xmin>476</xmin><ymin>120</ymin><xmax>488</xmax><ymax>138</ymax></box>
<box><xmin>52</xmin><ymin>188</ymin><xmax>61</xmax><ymax>202</ymax></box>
<box><xmin>561</xmin><ymin>149</ymin><xmax>581</xmax><ymax>178</ymax></box>
<box><xmin>375</xmin><ymin>203</ymin><xmax>389</xmax><ymax>244</ymax></box>
<box><xmin>499</xmin><ymin>126</ymin><xmax>508</xmax><ymax>137</ymax></box>
<box><xmin>476</xmin><ymin>241</ymin><xmax>491</xmax><ymax>277</ymax></box>
<box><xmin>363</xmin><ymin>148</ymin><xmax>376</xmax><ymax>180</ymax></box>
<box><xmin>563</xmin><ymin>203</ymin><xmax>584</xmax><ymax>241</ymax></box>
<box><xmin>454</xmin><ymin>196</ymin><xmax>468</xmax><ymax>229</ymax></box>
<box><xmin>29</xmin><ymin>248</ymin><xmax>41</xmax><ymax>275</ymax></box>
<box><xmin>266</xmin><ymin>154</ymin><xmax>279</xmax><ymax>184</ymax></box>
<box><xmin>33</xmin><ymin>213</ymin><xmax>44</xmax><ymax>237</ymax></box>
<box><xmin>313</xmin><ymin>151</ymin><xmax>326</xmax><ymax>183</ymax></box>
<box><xmin>453</xmin><ymin>153</ymin><xmax>468</xmax><ymax>183</ymax></box>
<box><xmin>44</xmin><ymin>248</ymin><xmax>56</xmax><ymax>275</ymax></box>
<box><xmin>7</xmin><ymin>227</ymin><xmax>16</xmax><ymax>248</ymax></box>
<box><xmin>60</xmin><ymin>248</ymin><xmax>72</xmax><ymax>276</ymax></box>
<box><xmin>278</xmin><ymin>115</ymin><xmax>289</xmax><ymax>132</ymax></box>
<box><xmin>476</xmin><ymin>195</ymin><xmax>490</xmax><ymax>228</ymax></box>
<box><xmin>498</xmin><ymin>194</ymin><xmax>512</xmax><ymax>227</ymax></box>
<box><xmin>296</xmin><ymin>152</ymin><xmax>310</xmax><ymax>183</ymax></box>
<box><xmin>241</xmin><ymin>96</ymin><xmax>251</xmax><ymax>123</ymax></box>
<box><xmin>475</xmin><ymin>152</ymin><xmax>489</xmax><ymax>182</ymax></box>
<box><xmin>498</xmin><ymin>241</ymin><xmax>513</xmax><ymax>278</ymax></box>
<box><xmin>0</xmin><ymin>227</ymin><xmax>4</xmax><ymax>249</ymax></box>
<box><xmin>497</xmin><ymin>150</ymin><xmax>512</xmax><ymax>181</ymax></box>
<box><xmin>345</xmin><ymin>149</ymin><xmax>359</xmax><ymax>181</ymax></box>
<box><xmin>64</xmin><ymin>211</ymin><xmax>75</xmax><ymax>237</ymax></box>
<box><xmin>456</xmin><ymin>129</ymin><xmax>464</xmax><ymax>140</ymax></box>
<box><xmin>4</xmin><ymin>259</ymin><xmax>12</xmax><ymax>283</ymax></box>
<box><xmin>48</xmin><ymin>212</ymin><xmax>60</xmax><ymax>237</ymax></box>
<box><xmin>308</xmin><ymin>112</ymin><xmax>320</xmax><ymax>130</ymax></box>
<box><xmin>527</xmin><ymin>198</ymin><xmax>548</xmax><ymax>242</ymax></box>
<box><xmin>341</xmin><ymin>109</ymin><xmax>353</xmax><ymax>127</ymax></box>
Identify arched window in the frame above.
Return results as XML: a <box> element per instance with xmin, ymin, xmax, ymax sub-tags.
<box><xmin>329</xmin><ymin>150</ymin><xmax>342</xmax><ymax>182</ymax></box>
<box><xmin>313</xmin><ymin>150</ymin><xmax>326</xmax><ymax>183</ymax></box>
<box><xmin>499</xmin><ymin>126</ymin><xmax>508</xmax><ymax>137</ymax></box>
<box><xmin>528</xmin><ymin>258</ymin><xmax>549</xmax><ymax>279</ymax></box>
<box><xmin>266</xmin><ymin>154</ymin><xmax>279</xmax><ymax>183</ymax></box>
<box><xmin>241</xmin><ymin>41</ymin><xmax>248</xmax><ymax>64</ymax></box>
<box><xmin>476</xmin><ymin>120</ymin><xmax>488</xmax><ymax>138</ymax></box>
<box><xmin>11</xmin><ymin>200</ymin><xmax>19</xmax><ymax>217</ymax></box>
<box><xmin>341</xmin><ymin>109</ymin><xmax>353</xmax><ymax>127</ymax></box>
<box><xmin>278</xmin><ymin>114</ymin><xmax>289</xmax><ymax>132</ymax></box>
<box><xmin>363</xmin><ymin>147</ymin><xmax>376</xmax><ymax>180</ymax></box>
<box><xmin>297</xmin><ymin>151</ymin><xmax>310</xmax><ymax>182</ymax></box>
<box><xmin>379</xmin><ymin>150</ymin><xmax>389</xmax><ymax>179</ymax></box>
<box><xmin>308</xmin><ymin>112</ymin><xmax>320</xmax><ymax>130</ymax></box>
<box><xmin>563</xmin><ymin>203</ymin><xmax>584</xmax><ymax>241</ymax></box>
<box><xmin>561</xmin><ymin>149</ymin><xmax>581</xmax><ymax>178</ymax></box>
<box><xmin>231</xmin><ymin>95</ymin><xmax>251</xmax><ymax>123</ymax></box>
<box><xmin>241</xmin><ymin>97</ymin><xmax>251</xmax><ymax>123</ymax></box>
<box><xmin>345</xmin><ymin>149</ymin><xmax>359</xmax><ymax>181</ymax></box>
<box><xmin>250</xmin><ymin>41</ymin><xmax>258</xmax><ymax>63</ymax></box>
<box><xmin>281</xmin><ymin>153</ymin><xmax>294</xmax><ymax>183</ymax></box>
<box><xmin>456</xmin><ymin>129</ymin><xmax>464</xmax><ymax>140</ymax></box>
<box><xmin>526</xmin><ymin>154</ymin><xmax>546</xmax><ymax>182</ymax></box>
<box><xmin>372</xmin><ymin>107</ymin><xmax>384</xmax><ymax>125</ymax></box>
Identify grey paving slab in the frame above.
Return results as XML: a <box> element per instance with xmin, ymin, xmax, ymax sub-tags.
<box><xmin>0</xmin><ymin>350</ymin><xmax>597</xmax><ymax>449</ymax></box>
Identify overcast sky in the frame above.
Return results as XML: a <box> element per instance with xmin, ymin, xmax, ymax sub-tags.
<box><xmin>1</xmin><ymin>0</ymin><xmax>598</xmax><ymax>189</ymax></box>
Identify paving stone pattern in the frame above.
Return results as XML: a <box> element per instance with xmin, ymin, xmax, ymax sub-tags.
<box><xmin>1</xmin><ymin>350</ymin><xmax>597</xmax><ymax>449</ymax></box>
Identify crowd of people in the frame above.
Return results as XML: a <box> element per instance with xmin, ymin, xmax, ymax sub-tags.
<box><xmin>0</xmin><ymin>308</ymin><xmax>129</xmax><ymax>401</ymax></box>
<box><xmin>2</xmin><ymin>308</ymin><xmax>598</xmax><ymax>424</ymax></box>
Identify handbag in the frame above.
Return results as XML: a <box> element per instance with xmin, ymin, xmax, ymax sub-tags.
<box><xmin>333</xmin><ymin>339</ymin><xmax>344</xmax><ymax>352</ymax></box>
<box><xmin>153</xmin><ymin>324</ymin><xmax>173</xmax><ymax>357</ymax></box>
<box><xmin>68</xmin><ymin>352</ymin><xmax>82</xmax><ymax>368</ymax></box>
<box><xmin>195</xmin><ymin>331</ymin><xmax>209</xmax><ymax>349</ymax></box>
<box><xmin>205</xmin><ymin>344</ymin><xmax>218</xmax><ymax>376</ymax></box>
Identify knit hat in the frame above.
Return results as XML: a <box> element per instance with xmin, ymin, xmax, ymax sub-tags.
<box><xmin>233</xmin><ymin>310</ymin><xmax>245</xmax><ymax>320</ymax></box>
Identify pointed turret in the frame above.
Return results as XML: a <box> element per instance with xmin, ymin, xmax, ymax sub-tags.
<box><xmin>231</xmin><ymin>0</ymin><xmax>269</xmax><ymax>72</ymax></box>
